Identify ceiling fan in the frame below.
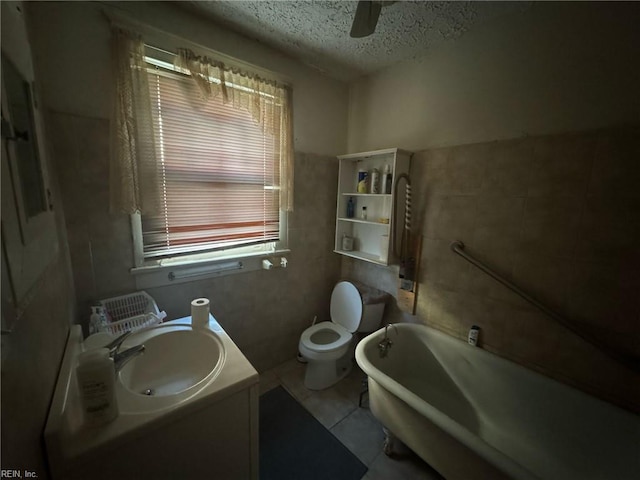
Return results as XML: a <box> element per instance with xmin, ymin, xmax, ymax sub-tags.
<box><xmin>350</xmin><ymin>0</ymin><xmax>395</xmax><ymax>38</ymax></box>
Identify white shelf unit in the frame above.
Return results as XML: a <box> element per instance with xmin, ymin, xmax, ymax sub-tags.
<box><xmin>334</xmin><ymin>148</ymin><xmax>411</xmax><ymax>266</ymax></box>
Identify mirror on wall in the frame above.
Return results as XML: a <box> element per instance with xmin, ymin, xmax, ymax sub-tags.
<box><xmin>1</xmin><ymin>53</ymin><xmax>49</xmax><ymax>236</ymax></box>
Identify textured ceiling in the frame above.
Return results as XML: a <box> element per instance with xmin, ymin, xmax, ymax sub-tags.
<box><xmin>182</xmin><ymin>1</ymin><xmax>528</xmax><ymax>81</ymax></box>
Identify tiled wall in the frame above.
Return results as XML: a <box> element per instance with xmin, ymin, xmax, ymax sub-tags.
<box><xmin>49</xmin><ymin>111</ymin><xmax>341</xmax><ymax>372</ymax></box>
<box><xmin>1</xmin><ymin>255</ymin><xmax>73</xmax><ymax>478</ymax></box>
<box><xmin>345</xmin><ymin>127</ymin><xmax>640</xmax><ymax>413</ymax></box>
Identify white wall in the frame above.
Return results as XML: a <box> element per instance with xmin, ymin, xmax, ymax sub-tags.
<box><xmin>347</xmin><ymin>1</ymin><xmax>640</xmax><ymax>152</ymax></box>
<box><xmin>28</xmin><ymin>1</ymin><xmax>348</xmax><ymax>156</ymax></box>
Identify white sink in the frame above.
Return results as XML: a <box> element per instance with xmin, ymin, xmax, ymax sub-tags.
<box><xmin>119</xmin><ymin>327</ymin><xmax>224</xmax><ymax>398</ymax></box>
<box><xmin>116</xmin><ymin>323</ymin><xmax>226</xmax><ymax>412</ymax></box>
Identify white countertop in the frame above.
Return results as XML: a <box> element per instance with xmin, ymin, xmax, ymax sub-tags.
<box><xmin>44</xmin><ymin>315</ymin><xmax>259</xmax><ymax>478</ymax></box>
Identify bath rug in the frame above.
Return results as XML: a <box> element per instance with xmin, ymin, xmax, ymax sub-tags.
<box><xmin>259</xmin><ymin>386</ymin><xmax>368</xmax><ymax>480</ymax></box>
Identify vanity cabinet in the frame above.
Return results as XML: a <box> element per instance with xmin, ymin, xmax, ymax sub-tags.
<box><xmin>45</xmin><ymin>317</ymin><xmax>259</xmax><ymax>480</ymax></box>
<box><xmin>334</xmin><ymin>148</ymin><xmax>411</xmax><ymax>265</ymax></box>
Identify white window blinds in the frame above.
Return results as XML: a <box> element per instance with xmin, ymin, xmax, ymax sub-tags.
<box><xmin>141</xmin><ymin>67</ymin><xmax>282</xmax><ymax>259</ymax></box>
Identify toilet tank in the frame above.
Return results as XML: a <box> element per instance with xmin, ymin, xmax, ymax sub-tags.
<box><xmin>352</xmin><ymin>281</ymin><xmax>389</xmax><ymax>333</ymax></box>
<box><xmin>359</xmin><ymin>303</ymin><xmax>386</xmax><ymax>332</ymax></box>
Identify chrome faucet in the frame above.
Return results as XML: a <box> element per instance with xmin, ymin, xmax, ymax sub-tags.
<box><xmin>113</xmin><ymin>344</ymin><xmax>145</xmax><ymax>372</ymax></box>
<box><xmin>106</xmin><ymin>331</ymin><xmax>145</xmax><ymax>372</ymax></box>
<box><xmin>105</xmin><ymin>331</ymin><xmax>132</xmax><ymax>355</ymax></box>
<box><xmin>378</xmin><ymin>323</ymin><xmax>398</xmax><ymax>358</ymax></box>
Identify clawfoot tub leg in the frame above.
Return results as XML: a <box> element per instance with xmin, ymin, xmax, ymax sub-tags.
<box><xmin>382</xmin><ymin>427</ymin><xmax>398</xmax><ymax>457</ymax></box>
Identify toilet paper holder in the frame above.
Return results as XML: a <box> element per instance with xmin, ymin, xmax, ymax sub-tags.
<box><xmin>262</xmin><ymin>257</ymin><xmax>288</xmax><ymax>270</ymax></box>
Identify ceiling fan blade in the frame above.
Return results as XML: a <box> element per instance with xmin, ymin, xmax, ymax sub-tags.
<box><xmin>350</xmin><ymin>0</ymin><xmax>382</xmax><ymax>38</ymax></box>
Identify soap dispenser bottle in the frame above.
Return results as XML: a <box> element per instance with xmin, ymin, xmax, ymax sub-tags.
<box><xmin>89</xmin><ymin>306</ymin><xmax>109</xmax><ymax>334</ymax></box>
<box><xmin>76</xmin><ymin>347</ymin><xmax>119</xmax><ymax>427</ymax></box>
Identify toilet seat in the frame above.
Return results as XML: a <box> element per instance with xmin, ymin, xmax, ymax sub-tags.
<box><xmin>300</xmin><ymin>321</ymin><xmax>351</xmax><ymax>353</ymax></box>
<box><xmin>299</xmin><ymin>281</ymin><xmax>385</xmax><ymax>390</ymax></box>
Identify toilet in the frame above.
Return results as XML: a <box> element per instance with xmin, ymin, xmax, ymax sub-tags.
<box><xmin>298</xmin><ymin>281</ymin><xmax>386</xmax><ymax>390</ymax></box>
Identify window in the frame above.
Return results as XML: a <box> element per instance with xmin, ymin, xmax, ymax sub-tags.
<box><xmin>130</xmin><ymin>50</ymin><xmax>292</xmax><ymax>267</ymax></box>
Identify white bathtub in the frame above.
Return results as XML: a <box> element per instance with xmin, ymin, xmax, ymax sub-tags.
<box><xmin>355</xmin><ymin>323</ymin><xmax>640</xmax><ymax>480</ymax></box>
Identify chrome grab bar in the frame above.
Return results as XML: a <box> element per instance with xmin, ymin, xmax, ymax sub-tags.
<box><xmin>450</xmin><ymin>240</ymin><xmax>638</xmax><ymax>372</ymax></box>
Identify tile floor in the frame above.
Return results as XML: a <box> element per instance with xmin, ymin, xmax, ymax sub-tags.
<box><xmin>260</xmin><ymin>358</ymin><xmax>444</xmax><ymax>480</ymax></box>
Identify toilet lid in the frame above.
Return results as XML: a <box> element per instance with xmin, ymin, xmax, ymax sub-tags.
<box><xmin>330</xmin><ymin>281</ymin><xmax>362</xmax><ymax>333</ymax></box>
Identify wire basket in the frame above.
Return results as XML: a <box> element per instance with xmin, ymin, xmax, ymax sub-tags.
<box><xmin>99</xmin><ymin>312</ymin><xmax>162</xmax><ymax>336</ymax></box>
<box><xmin>99</xmin><ymin>291</ymin><xmax>165</xmax><ymax>335</ymax></box>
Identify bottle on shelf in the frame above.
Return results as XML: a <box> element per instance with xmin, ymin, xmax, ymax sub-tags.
<box><xmin>383</xmin><ymin>164</ymin><xmax>393</xmax><ymax>194</ymax></box>
<box><xmin>361</xmin><ymin>206</ymin><xmax>368</xmax><ymax>220</ymax></box>
<box><xmin>370</xmin><ymin>168</ymin><xmax>380</xmax><ymax>194</ymax></box>
<box><xmin>357</xmin><ymin>169</ymin><xmax>368</xmax><ymax>193</ymax></box>
<box><xmin>346</xmin><ymin>196</ymin><xmax>355</xmax><ymax>218</ymax></box>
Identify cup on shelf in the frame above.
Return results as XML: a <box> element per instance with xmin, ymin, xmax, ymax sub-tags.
<box><xmin>342</xmin><ymin>235</ymin><xmax>354</xmax><ymax>251</ymax></box>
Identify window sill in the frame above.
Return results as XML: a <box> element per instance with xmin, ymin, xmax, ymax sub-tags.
<box><xmin>131</xmin><ymin>248</ymin><xmax>291</xmax><ymax>289</ymax></box>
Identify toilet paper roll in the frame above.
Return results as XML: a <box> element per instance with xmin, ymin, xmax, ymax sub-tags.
<box><xmin>191</xmin><ymin>298</ymin><xmax>210</xmax><ymax>328</ymax></box>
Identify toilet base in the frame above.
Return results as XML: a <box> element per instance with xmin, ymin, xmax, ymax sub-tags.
<box><xmin>303</xmin><ymin>355</ymin><xmax>353</xmax><ymax>390</ymax></box>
